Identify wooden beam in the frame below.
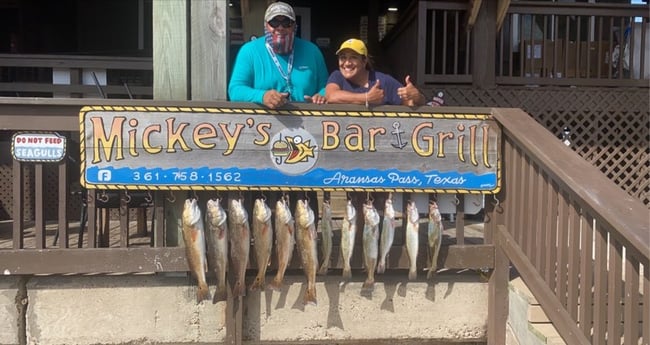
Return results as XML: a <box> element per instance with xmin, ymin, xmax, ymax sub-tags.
<box><xmin>466</xmin><ymin>0</ymin><xmax>483</xmax><ymax>31</ymax></box>
<box><xmin>496</xmin><ymin>0</ymin><xmax>511</xmax><ymax>33</ymax></box>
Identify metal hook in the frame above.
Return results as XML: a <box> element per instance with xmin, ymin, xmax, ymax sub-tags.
<box><xmin>260</xmin><ymin>191</ymin><xmax>267</xmax><ymax>201</ymax></box>
<box><xmin>98</xmin><ymin>190</ymin><xmax>109</xmax><ymax>203</ymax></box>
<box><xmin>453</xmin><ymin>194</ymin><xmax>460</xmax><ymax>205</ymax></box>
<box><xmin>145</xmin><ymin>190</ymin><xmax>153</xmax><ymax>203</ymax></box>
<box><xmin>123</xmin><ymin>190</ymin><xmax>132</xmax><ymax>204</ymax></box>
<box><xmin>367</xmin><ymin>192</ymin><xmax>374</xmax><ymax>202</ymax></box>
<box><xmin>166</xmin><ymin>191</ymin><xmax>176</xmax><ymax>203</ymax></box>
<box><xmin>304</xmin><ymin>191</ymin><xmax>310</xmax><ymax>203</ymax></box>
<box><xmin>193</xmin><ymin>191</ymin><xmax>199</xmax><ymax>201</ymax></box>
<box><xmin>492</xmin><ymin>194</ymin><xmax>500</xmax><ymax>207</ymax></box>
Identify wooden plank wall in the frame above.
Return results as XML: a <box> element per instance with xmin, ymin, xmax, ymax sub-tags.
<box><xmin>190</xmin><ymin>0</ymin><xmax>228</xmax><ymax>101</ymax></box>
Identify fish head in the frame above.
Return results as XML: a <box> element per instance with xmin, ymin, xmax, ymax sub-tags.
<box><xmin>283</xmin><ymin>135</ymin><xmax>316</xmax><ymax>164</ymax></box>
<box><xmin>407</xmin><ymin>200</ymin><xmax>419</xmax><ymax>223</ymax></box>
<box><xmin>384</xmin><ymin>198</ymin><xmax>395</xmax><ymax>219</ymax></box>
<box><xmin>322</xmin><ymin>199</ymin><xmax>332</xmax><ymax>218</ymax></box>
<box><xmin>228</xmin><ymin>198</ymin><xmax>248</xmax><ymax>225</ymax></box>
<box><xmin>275</xmin><ymin>199</ymin><xmax>292</xmax><ymax>224</ymax></box>
<box><xmin>363</xmin><ymin>201</ymin><xmax>380</xmax><ymax>227</ymax></box>
<box><xmin>345</xmin><ymin>199</ymin><xmax>357</xmax><ymax>221</ymax></box>
<box><xmin>206</xmin><ymin>198</ymin><xmax>227</xmax><ymax>227</ymax></box>
<box><xmin>428</xmin><ymin>201</ymin><xmax>442</xmax><ymax>222</ymax></box>
<box><xmin>294</xmin><ymin>199</ymin><xmax>314</xmax><ymax>227</ymax></box>
<box><xmin>182</xmin><ymin>198</ymin><xmax>201</xmax><ymax>226</ymax></box>
<box><xmin>253</xmin><ymin>198</ymin><xmax>271</xmax><ymax>223</ymax></box>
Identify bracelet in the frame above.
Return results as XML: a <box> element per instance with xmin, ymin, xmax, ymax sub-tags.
<box><xmin>365</xmin><ymin>92</ymin><xmax>369</xmax><ymax>109</ymax></box>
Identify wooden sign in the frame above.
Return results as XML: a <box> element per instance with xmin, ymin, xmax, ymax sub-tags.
<box><xmin>79</xmin><ymin>105</ymin><xmax>501</xmax><ymax>193</ymax></box>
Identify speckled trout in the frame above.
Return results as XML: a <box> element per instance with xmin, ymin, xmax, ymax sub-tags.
<box><xmin>362</xmin><ymin>200</ymin><xmax>380</xmax><ymax>289</ymax></box>
<box><xmin>405</xmin><ymin>200</ymin><xmax>420</xmax><ymax>280</ymax></box>
<box><xmin>427</xmin><ymin>201</ymin><xmax>444</xmax><ymax>279</ymax></box>
<box><xmin>251</xmin><ymin>198</ymin><xmax>273</xmax><ymax>291</ymax></box>
<box><xmin>340</xmin><ymin>199</ymin><xmax>357</xmax><ymax>280</ymax></box>
<box><xmin>268</xmin><ymin>197</ymin><xmax>295</xmax><ymax>291</ymax></box>
<box><xmin>181</xmin><ymin>198</ymin><xmax>210</xmax><ymax>302</ymax></box>
<box><xmin>228</xmin><ymin>197</ymin><xmax>250</xmax><ymax>297</ymax></box>
<box><xmin>317</xmin><ymin>199</ymin><xmax>333</xmax><ymax>275</ymax></box>
<box><xmin>377</xmin><ymin>197</ymin><xmax>396</xmax><ymax>274</ymax></box>
<box><xmin>205</xmin><ymin>198</ymin><xmax>229</xmax><ymax>303</ymax></box>
<box><xmin>295</xmin><ymin>199</ymin><xmax>318</xmax><ymax>305</ymax></box>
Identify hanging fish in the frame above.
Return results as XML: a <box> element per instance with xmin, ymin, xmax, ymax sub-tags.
<box><xmin>362</xmin><ymin>199</ymin><xmax>380</xmax><ymax>290</ymax></box>
<box><xmin>228</xmin><ymin>197</ymin><xmax>250</xmax><ymax>297</ymax></box>
<box><xmin>427</xmin><ymin>200</ymin><xmax>444</xmax><ymax>279</ymax></box>
<box><xmin>268</xmin><ymin>196</ymin><xmax>295</xmax><ymax>291</ymax></box>
<box><xmin>181</xmin><ymin>198</ymin><xmax>211</xmax><ymax>302</ymax></box>
<box><xmin>317</xmin><ymin>199</ymin><xmax>333</xmax><ymax>275</ymax></box>
<box><xmin>205</xmin><ymin>198</ymin><xmax>229</xmax><ymax>303</ymax></box>
<box><xmin>405</xmin><ymin>200</ymin><xmax>420</xmax><ymax>280</ymax></box>
<box><xmin>377</xmin><ymin>197</ymin><xmax>396</xmax><ymax>274</ymax></box>
<box><xmin>340</xmin><ymin>198</ymin><xmax>357</xmax><ymax>280</ymax></box>
<box><xmin>295</xmin><ymin>199</ymin><xmax>319</xmax><ymax>305</ymax></box>
<box><xmin>251</xmin><ymin>197</ymin><xmax>273</xmax><ymax>291</ymax></box>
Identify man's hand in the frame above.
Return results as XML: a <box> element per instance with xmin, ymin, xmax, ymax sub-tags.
<box><xmin>263</xmin><ymin>90</ymin><xmax>290</xmax><ymax>109</ymax></box>
<box><xmin>304</xmin><ymin>94</ymin><xmax>327</xmax><ymax>104</ymax></box>
<box><xmin>397</xmin><ymin>75</ymin><xmax>424</xmax><ymax>106</ymax></box>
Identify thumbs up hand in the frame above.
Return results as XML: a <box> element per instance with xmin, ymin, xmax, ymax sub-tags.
<box><xmin>397</xmin><ymin>75</ymin><xmax>423</xmax><ymax>106</ymax></box>
<box><xmin>366</xmin><ymin>79</ymin><xmax>385</xmax><ymax>105</ymax></box>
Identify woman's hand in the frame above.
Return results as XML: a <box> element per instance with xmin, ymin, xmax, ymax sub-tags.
<box><xmin>366</xmin><ymin>79</ymin><xmax>385</xmax><ymax>104</ymax></box>
<box><xmin>304</xmin><ymin>94</ymin><xmax>327</xmax><ymax>104</ymax></box>
<box><xmin>397</xmin><ymin>75</ymin><xmax>425</xmax><ymax>106</ymax></box>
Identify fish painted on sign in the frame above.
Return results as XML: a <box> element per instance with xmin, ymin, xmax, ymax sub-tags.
<box><xmin>427</xmin><ymin>200</ymin><xmax>444</xmax><ymax>279</ymax></box>
<box><xmin>205</xmin><ymin>198</ymin><xmax>229</xmax><ymax>303</ymax></box>
<box><xmin>362</xmin><ymin>199</ymin><xmax>380</xmax><ymax>290</ymax></box>
<box><xmin>181</xmin><ymin>198</ymin><xmax>211</xmax><ymax>303</ymax></box>
<box><xmin>295</xmin><ymin>199</ymin><xmax>319</xmax><ymax>305</ymax></box>
<box><xmin>405</xmin><ymin>200</ymin><xmax>420</xmax><ymax>280</ymax></box>
<box><xmin>251</xmin><ymin>198</ymin><xmax>273</xmax><ymax>291</ymax></box>
<box><xmin>377</xmin><ymin>196</ymin><xmax>396</xmax><ymax>274</ymax></box>
<box><xmin>228</xmin><ymin>197</ymin><xmax>250</xmax><ymax>297</ymax></box>
<box><xmin>268</xmin><ymin>196</ymin><xmax>295</xmax><ymax>291</ymax></box>
<box><xmin>340</xmin><ymin>199</ymin><xmax>357</xmax><ymax>280</ymax></box>
<box><xmin>317</xmin><ymin>199</ymin><xmax>333</xmax><ymax>275</ymax></box>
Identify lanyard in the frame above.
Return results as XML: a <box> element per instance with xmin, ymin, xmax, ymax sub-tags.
<box><xmin>265</xmin><ymin>42</ymin><xmax>294</xmax><ymax>92</ymax></box>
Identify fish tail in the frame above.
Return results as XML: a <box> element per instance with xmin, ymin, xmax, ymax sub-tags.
<box><xmin>250</xmin><ymin>275</ymin><xmax>265</xmax><ymax>291</ymax></box>
<box><xmin>304</xmin><ymin>286</ymin><xmax>317</xmax><ymax>306</ymax></box>
<box><xmin>197</xmin><ymin>282</ymin><xmax>211</xmax><ymax>303</ymax></box>
<box><xmin>233</xmin><ymin>279</ymin><xmax>246</xmax><ymax>297</ymax></box>
<box><xmin>268</xmin><ymin>275</ymin><xmax>283</xmax><ymax>291</ymax></box>
<box><xmin>362</xmin><ymin>278</ymin><xmax>375</xmax><ymax>290</ymax></box>
<box><xmin>342</xmin><ymin>267</ymin><xmax>352</xmax><ymax>279</ymax></box>
<box><xmin>213</xmin><ymin>284</ymin><xmax>228</xmax><ymax>303</ymax></box>
<box><xmin>427</xmin><ymin>267</ymin><xmax>437</xmax><ymax>280</ymax></box>
<box><xmin>377</xmin><ymin>260</ymin><xmax>385</xmax><ymax>274</ymax></box>
<box><xmin>317</xmin><ymin>262</ymin><xmax>329</xmax><ymax>275</ymax></box>
<box><xmin>408</xmin><ymin>269</ymin><xmax>417</xmax><ymax>281</ymax></box>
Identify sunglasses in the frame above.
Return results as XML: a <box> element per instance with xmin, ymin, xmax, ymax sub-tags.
<box><xmin>268</xmin><ymin>17</ymin><xmax>294</xmax><ymax>29</ymax></box>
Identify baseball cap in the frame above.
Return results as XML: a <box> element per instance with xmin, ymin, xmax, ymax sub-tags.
<box><xmin>336</xmin><ymin>38</ymin><xmax>367</xmax><ymax>57</ymax></box>
<box><xmin>264</xmin><ymin>2</ymin><xmax>296</xmax><ymax>22</ymax></box>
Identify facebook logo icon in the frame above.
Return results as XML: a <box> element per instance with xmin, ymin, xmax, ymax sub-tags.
<box><xmin>97</xmin><ymin>169</ymin><xmax>112</xmax><ymax>181</ymax></box>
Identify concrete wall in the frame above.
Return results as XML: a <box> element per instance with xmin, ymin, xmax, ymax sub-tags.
<box><xmin>0</xmin><ymin>272</ymin><xmax>488</xmax><ymax>345</ymax></box>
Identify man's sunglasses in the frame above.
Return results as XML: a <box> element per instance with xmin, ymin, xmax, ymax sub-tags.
<box><xmin>268</xmin><ymin>17</ymin><xmax>294</xmax><ymax>29</ymax></box>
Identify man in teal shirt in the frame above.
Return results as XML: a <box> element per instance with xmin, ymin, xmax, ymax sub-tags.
<box><xmin>228</xmin><ymin>1</ymin><xmax>328</xmax><ymax>109</ymax></box>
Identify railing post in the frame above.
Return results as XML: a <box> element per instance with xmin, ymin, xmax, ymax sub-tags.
<box><xmin>473</xmin><ymin>0</ymin><xmax>496</xmax><ymax>88</ymax></box>
<box><xmin>488</xmin><ymin>226</ymin><xmax>509</xmax><ymax>345</ymax></box>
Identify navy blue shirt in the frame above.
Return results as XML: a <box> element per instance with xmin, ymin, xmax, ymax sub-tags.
<box><xmin>327</xmin><ymin>70</ymin><xmax>403</xmax><ymax>105</ymax></box>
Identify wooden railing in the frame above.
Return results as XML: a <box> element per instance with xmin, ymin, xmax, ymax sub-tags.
<box><xmin>1</xmin><ymin>100</ymin><xmax>647</xmax><ymax>345</ymax></box>
<box><xmin>381</xmin><ymin>1</ymin><xmax>649</xmax><ymax>88</ymax></box>
<box><xmin>0</xmin><ymin>54</ymin><xmax>153</xmax><ymax>99</ymax></box>
<box><xmin>487</xmin><ymin>108</ymin><xmax>649</xmax><ymax>345</ymax></box>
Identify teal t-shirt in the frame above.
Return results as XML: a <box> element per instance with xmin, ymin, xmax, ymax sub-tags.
<box><xmin>228</xmin><ymin>37</ymin><xmax>328</xmax><ymax>103</ymax></box>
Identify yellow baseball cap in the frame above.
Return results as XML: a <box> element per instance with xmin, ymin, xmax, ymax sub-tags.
<box><xmin>336</xmin><ymin>38</ymin><xmax>367</xmax><ymax>57</ymax></box>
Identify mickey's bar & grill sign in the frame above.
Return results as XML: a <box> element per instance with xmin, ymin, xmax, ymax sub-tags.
<box><xmin>79</xmin><ymin>105</ymin><xmax>501</xmax><ymax>194</ymax></box>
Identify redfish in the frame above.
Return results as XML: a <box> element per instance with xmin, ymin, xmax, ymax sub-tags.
<box><xmin>181</xmin><ymin>198</ymin><xmax>210</xmax><ymax>302</ymax></box>
<box><xmin>295</xmin><ymin>199</ymin><xmax>319</xmax><ymax>305</ymax></box>
<box><xmin>251</xmin><ymin>198</ymin><xmax>273</xmax><ymax>291</ymax></box>
<box><xmin>228</xmin><ymin>197</ymin><xmax>250</xmax><ymax>297</ymax></box>
<box><xmin>268</xmin><ymin>196</ymin><xmax>295</xmax><ymax>291</ymax></box>
<box><xmin>405</xmin><ymin>200</ymin><xmax>420</xmax><ymax>280</ymax></box>
<box><xmin>205</xmin><ymin>198</ymin><xmax>228</xmax><ymax>303</ymax></box>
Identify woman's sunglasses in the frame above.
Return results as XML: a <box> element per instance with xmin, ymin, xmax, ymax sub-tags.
<box><xmin>268</xmin><ymin>17</ymin><xmax>294</xmax><ymax>29</ymax></box>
